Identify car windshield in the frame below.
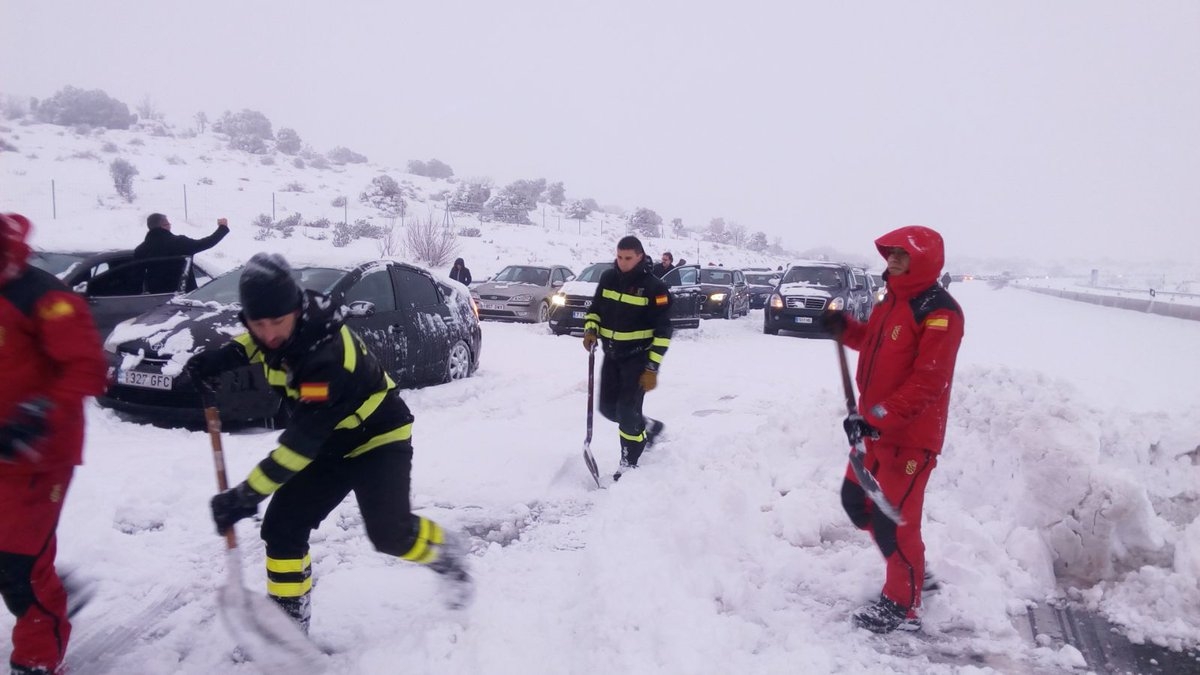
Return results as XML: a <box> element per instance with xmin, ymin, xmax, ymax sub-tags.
<box><xmin>701</xmin><ymin>269</ymin><xmax>735</xmax><ymax>285</ymax></box>
<box><xmin>29</xmin><ymin>251</ymin><xmax>89</xmax><ymax>276</ymax></box>
<box><xmin>177</xmin><ymin>266</ymin><xmax>344</xmax><ymax>306</ymax></box>
<box><xmin>493</xmin><ymin>266</ymin><xmax>550</xmax><ymax>286</ymax></box>
<box><xmin>782</xmin><ymin>266</ymin><xmax>843</xmax><ymax>288</ymax></box>
<box><xmin>576</xmin><ymin>263</ymin><xmax>610</xmax><ymax>283</ymax></box>
<box><xmin>745</xmin><ymin>273</ymin><xmax>778</xmax><ymax>285</ymax></box>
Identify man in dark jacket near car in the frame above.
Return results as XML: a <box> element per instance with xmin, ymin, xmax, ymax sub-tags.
<box><xmin>185</xmin><ymin>253</ymin><xmax>473</xmax><ymax>633</ymax></box>
<box><xmin>449</xmin><ymin>258</ymin><xmax>472</xmax><ymax>286</ymax></box>
<box><xmin>134</xmin><ymin>213</ymin><xmax>230</xmax><ymax>293</ymax></box>
<box><xmin>582</xmin><ymin>236</ymin><xmax>672</xmax><ymax>480</ymax></box>
<box><xmin>0</xmin><ymin>213</ymin><xmax>108</xmax><ymax>675</ymax></box>
<box><xmin>822</xmin><ymin>225</ymin><xmax>964</xmax><ymax>634</ymax></box>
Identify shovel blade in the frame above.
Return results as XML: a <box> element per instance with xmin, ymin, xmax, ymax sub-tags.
<box><xmin>582</xmin><ymin>442</ymin><xmax>601</xmax><ymax>488</ymax></box>
<box><xmin>218</xmin><ymin>550</ymin><xmax>326</xmax><ymax>673</ymax></box>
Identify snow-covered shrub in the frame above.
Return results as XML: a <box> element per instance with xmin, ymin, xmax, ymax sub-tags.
<box><xmin>280</xmin><ymin>181</ymin><xmax>306</xmax><ymax>193</ymax></box>
<box><xmin>458</xmin><ymin>227</ymin><xmax>482</xmax><ymax>238</ymax></box>
<box><xmin>292</xmin><ymin>157</ymin><xmax>305</xmax><ymax>169</ymax></box>
<box><xmin>109</xmin><ymin>158</ymin><xmax>138</xmax><ymax>202</ymax></box>
<box><xmin>359</xmin><ymin>175</ymin><xmax>406</xmax><ymax>215</ymax></box>
<box><xmin>260</xmin><ymin>155</ymin><xmax>276</xmax><ymax>166</ymax></box>
<box><xmin>34</xmin><ymin>86</ymin><xmax>136</xmax><ymax>129</ymax></box>
<box><xmin>332</xmin><ymin>222</ymin><xmax>352</xmax><ymax>247</ymax></box>
<box><xmin>165</xmin><ymin>155</ymin><xmax>186</xmax><ymax>165</ymax></box>
<box><xmin>327</xmin><ymin>146</ymin><xmax>367</xmax><ymax>164</ymax></box>
<box><xmin>626</xmin><ymin>207</ymin><xmax>663</xmax><ymax>237</ymax></box>
<box><xmin>331</xmin><ymin>196</ymin><xmax>347</xmax><ymax>208</ymax></box>
<box><xmin>275</xmin><ymin>128</ymin><xmax>302</xmax><ymax>155</ymax></box>
<box><xmin>101</xmin><ymin>141</ymin><xmax>118</xmax><ymax>153</ymax></box>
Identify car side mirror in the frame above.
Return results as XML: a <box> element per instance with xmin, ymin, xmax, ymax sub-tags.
<box><xmin>74</xmin><ymin>281</ymin><xmax>89</xmax><ymax>294</ymax></box>
<box><xmin>345</xmin><ymin>300</ymin><xmax>376</xmax><ymax>318</ymax></box>
<box><xmin>552</xmin><ymin>280</ymin><xmax>564</xmax><ymax>288</ymax></box>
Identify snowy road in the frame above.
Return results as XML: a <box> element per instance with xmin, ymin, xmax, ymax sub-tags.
<box><xmin>5</xmin><ymin>281</ymin><xmax>1199</xmax><ymax>674</ymax></box>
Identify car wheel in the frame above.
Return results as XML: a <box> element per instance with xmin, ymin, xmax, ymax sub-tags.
<box><xmin>764</xmin><ymin>319</ymin><xmax>779</xmax><ymax>335</ymax></box>
<box><xmin>537</xmin><ymin>301</ymin><xmax>550</xmax><ymax>323</ymax></box>
<box><xmin>445</xmin><ymin>340</ymin><xmax>472</xmax><ymax>382</ymax></box>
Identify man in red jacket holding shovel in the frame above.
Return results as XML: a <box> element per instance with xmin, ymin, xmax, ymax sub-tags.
<box><xmin>823</xmin><ymin>225</ymin><xmax>964</xmax><ymax>634</ymax></box>
<box><xmin>0</xmin><ymin>213</ymin><xmax>108</xmax><ymax>675</ymax></box>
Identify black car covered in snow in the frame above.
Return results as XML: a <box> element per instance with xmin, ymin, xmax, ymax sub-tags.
<box><xmin>30</xmin><ymin>248</ymin><xmax>215</xmax><ymax>338</ymax></box>
<box><xmin>744</xmin><ymin>270</ymin><xmax>781</xmax><ymax>309</ymax></box>
<box><xmin>547</xmin><ymin>261</ymin><xmax>703</xmax><ymax>335</ymax></box>
<box><xmin>99</xmin><ymin>260</ymin><xmax>482</xmax><ymax>425</ymax></box>
<box><xmin>697</xmin><ymin>267</ymin><xmax>751</xmax><ymax>319</ymax></box>
<box><xmin>763</xmin><ymin>261</ymin><xmax>874</xmax><ymax>337</ymax></box>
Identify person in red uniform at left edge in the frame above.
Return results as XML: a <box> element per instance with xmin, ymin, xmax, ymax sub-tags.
<box><xmin>822</xmin><ymin>225</ymin><xmax>964</xmax><ymax>634</ymax></box>
<box><xmin>0</xmin><ymin>213</ymin><xmax>107</xmax><ymax>675</ymax></box>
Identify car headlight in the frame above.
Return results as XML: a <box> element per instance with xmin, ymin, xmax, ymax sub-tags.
<box><xmin>709</xmin><ymin>292</ymin><xmax>727</xmax><ymax>302</ymax></box>
<box><xmin>875</xmin><ymin>288</ymin><xmax>887</xmax><ymax>302</ymax></box>
<box><xmin>770</xmin><ymin>294</ymin><xmax>784</xmax><ymax>309</ymax></box>
<box><xmin>510</xmin><ymin>294</ymin><xmax>533</xmax><ymax>303</ymax></box>
<box><xmin>103</xmin><ymin>319</ymin><xmax>136</xmax><ymax>353</ymax></box>
<box><xmin>828</xmin><ymin>297</ymin><xmax>845</xmax><ymax>310</ymax></box>
<box><xmin>551</xmin><ymin>293</ymin><xmax>566</xmax><ymax>306</ymax></box>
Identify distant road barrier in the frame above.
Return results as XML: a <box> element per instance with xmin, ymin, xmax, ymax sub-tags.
<box><xmin>1021</xmin><ymin>286</ymin><xmax>1200</xmax><ymax>321</ymax></box>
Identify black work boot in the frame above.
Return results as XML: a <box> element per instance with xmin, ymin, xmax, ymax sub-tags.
<box><xmin>923</xmin><ymin>569</ymin><xmax>941</xmax><ymax>595</ymax></box>
<box><xmin>10</xmin><ymin>664</ymin><xmax>54</xmax><ymax>675</ymax></box>
<box><xmin>428</xmin><ymin>531</ymin><xmax>475</xmax><ymax>610</ymax></box>
<box><xmin>852</xmin><ymin>594</ymin><xmax>920</xmax><ymax>633</ymax></box>
<box><xmin>270</xmin><ymin>593</ymin><xmax>312</xmax><ymax>634</ymax></box>
<box><xmin>644</xmin><ymin>417</ymin><xmax>666</xmax><ymax>449</ymax></box>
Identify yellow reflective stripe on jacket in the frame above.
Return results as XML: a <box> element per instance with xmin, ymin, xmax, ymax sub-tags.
<box><xmin>601</xmin><ymin>289</ymin><xmax>649</xmax><ymax>306</ymax></box>
<box><xmin>267</xmin><ymin>577</ymin><xmax>313</xmax><ymax>598</ymax></box>
<box><xmin>270</xmin><ymin>445</ymin><xmax>311</xmax><ymax>472</ymax></box>
<box><xmin>344</xmin><ymin>423</ymin><xmax>413</xmax><ymax>458</ymax></box>
<box><xmin>264</xmin><ymin>367</ymin><xmax>300</xmax><ymax>399</ymax></box>
<box><xmin>648</xmin><ymin>351</ymin><xmax>663</xmax><ymax>364</ymax></box>
<box><xmin>334</xmin><ymin>373</ymin><xmax>397</xmax><ymax>430</ymax></box>
<box><xmin>400</xmin><ymin>517</ymin><xmax>445</xmax><ymax>564</ymax></box>
<box><xmin>598</xmin><ymin>327</ymin><xmax>655</xmax><ymax>341</ymax></box>
<box><xmin>340</xmin><ymin>326</ymin><xmax>358</xmax><ymax>373</ymax></box>
<box><xmin>619</xmin><ymin>428</ymin><xmax>646</xmax><ymax>442</ymax></box>
<box><xmin>266</xmin><ymin>554</ymin><xmax>312</xmax><ymax>574</ymax></box>
<box><xmin>247</xmin><ymin>466</ymin><xmax>281</xmax><ymax>495</ymax></box>
<box><xmin>652</xmin><ymin>337</ymin><xmax>670</xmax><ymax>347</ymax></box>
<box><xmin>234</xmin><ymin>333</ymin><xmax>263</xmax><ymax>363</ymax></box>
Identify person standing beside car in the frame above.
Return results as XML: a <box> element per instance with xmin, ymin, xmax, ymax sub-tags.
<box><xmin>821</xmin><ymin>225</ymin><xmax>963</xmax><ymax>634</ymax></box>
<box><xmin>0</xmin><ymin>213</ymin><xmax>108</xmax><ymax>675</ymax></box>
<box><xmin>134</xmin><ymin>213</ymin><xmax>230</xmax><ymax>294</ymax></box>
<box><xmin>651</xmin><ymin>251</ymin><xmax>674</xmax><ymax>278</ymax></box>
<box><xmin>184</xmin><ymin>253</ymin><xmax>474</xmax><ymax>633</ymax></box>
<box><xmin>582</xmin><ymin>236</ymin><xmax>672</xmax><ymax>480</ymax></box>
<box><xmin>449</xmin><ymin>258</ymin><xmax>472</xmax><ymax>286</ymax></box>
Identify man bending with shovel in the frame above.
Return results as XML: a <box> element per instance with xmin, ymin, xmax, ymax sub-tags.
<box><xmin>186</xmin><ymin>253</ymin><xmax>473</xmax><ymax>633</ymax></box>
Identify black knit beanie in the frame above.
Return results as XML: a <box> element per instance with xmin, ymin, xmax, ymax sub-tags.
<box><xmin>239</xmin><ymin>253</ymin><xmax>302</xmax><ymax>320</ymax></box>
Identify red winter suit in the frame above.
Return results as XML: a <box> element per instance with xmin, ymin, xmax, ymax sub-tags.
<box><xmin>839</xmin><ymin>225</ymin><xmax>964</xmax><ymax>617</ymax></box>
<box><xmin>0</xmin><ymin>214</ymin><xmax>107</xmax><ymax>673</ymax></box>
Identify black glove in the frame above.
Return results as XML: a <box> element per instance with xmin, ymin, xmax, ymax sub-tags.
<box><xmin>843</xmin><ymin>413</ymin><xmax>880</xmax><ymax>445</ymax></box>
<box><xmin>821</xmin><ymin>310</ymin><xmax>849</xmax><ymax>338</ymax></box>
<box><xmin>0</xmin><ymin>397</ymin><xmax>54</xmax><ymax>462</ymax></box>
<box><xmin>210</xmin><ymin>482</ymin><xmax>265</xmax><ymax>535</ymax></box>
<box><xmin>185</xmin><ymin>349</ymin><xmax>227</xmax><ymax>392</ymax></box>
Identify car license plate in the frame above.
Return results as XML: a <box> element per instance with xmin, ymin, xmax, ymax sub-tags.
<box><xmin>572</xmin><ymin>311</ymin><xmax>586</xmax><ymax>319</ymax></box>
<box><xmin>117</xmin><ymin>370</ymin><xmax>173</xmax><ymax>391</ymax></box>
<box><xmin>482</xmin><ymin>302</ymin><xmax>505</xmax><ymax>311</ymax></box>
<box><xmin>795</xmin><ymin>316</ymin><xmax>813</xmax><ymax>324</ymax></box>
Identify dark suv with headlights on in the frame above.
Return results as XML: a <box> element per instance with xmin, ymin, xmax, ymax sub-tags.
<box><xmin>549</xmin><ymin>262</ymin><xmax>704</xmax><ymax>334</ymax></box>
<box><xmin>698</xmin><ymin>267</ymin><xmax>750</xmax><ymax>319</ymax></box>
<box><xmin>763</xmin><ymin>261</ymin><xmax>873</xmax><ymax>337</ymax></box>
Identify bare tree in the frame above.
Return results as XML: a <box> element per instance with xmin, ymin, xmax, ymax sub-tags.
<box><xmin>404</xmin><ymin>215</ymin><xmax>459</xmax><ymax>267</ymax></box>
<box><xmin>377</xmin><ymin>217</ymin><xmax>401</xmax><ymax>257</ymax></box>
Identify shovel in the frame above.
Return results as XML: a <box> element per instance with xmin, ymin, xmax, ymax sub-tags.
<box><xmin>202</xmin><ymin>390</ymin><xmax>326</xmax><ymax>672</ymax></box>
<box><xmin>582</xmin><ymin>344</ymin><xmax>601</xmax><ymax>488</ymax></box>
<box><xmin>835</xmin><ymin>340</ymin><xmax>905</xmax><ymax>526</ymax></box>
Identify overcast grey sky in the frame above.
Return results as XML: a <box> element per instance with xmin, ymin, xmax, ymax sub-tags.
<box><xmin>3</xmin><ymin>1</ymin><xmax>1197</xmax><ymax>262</ymax></box>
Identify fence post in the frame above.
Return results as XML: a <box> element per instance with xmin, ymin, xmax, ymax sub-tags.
<box><xmin>183</xmin><ymin>184</ymin><xmax>188</xmax><ymax>220</ymax></box>
<box><xmin>272</xmin><ymin>193</ymin><xmax>276</xmax><ymax>221</ymax></box>
<box><xmin>343</xmin><ymin>199</ymin><xmax>348</xmax><ymax>225</ymax></box>
<box><xmin>51</xmin><ymin>180</ymin><xmax>56</xmax><ymax>219</ymax></box>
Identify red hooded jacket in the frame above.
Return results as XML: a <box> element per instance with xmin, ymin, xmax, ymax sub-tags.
<box><xmin>0</xmin><ymin>213</ymin><xmax>108</xmax><ymax>473</ymax></box>
<box><xmin>841</xmin><ymin>226</ymin><xmax>964</xmax><ymax>453</ymax></box>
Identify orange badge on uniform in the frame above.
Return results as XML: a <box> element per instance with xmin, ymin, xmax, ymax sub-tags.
<box><xmin>299</xmin><ymin>383</ymin><xmax>330</xmax><ymax>401</ymax></box>
<box><xmin>924</xmin><ymin>317</ymin><xmax>949</xmax><ymax>331</ymax></box>
<box><xmin>38</xmin><ymin>299</ymin><xmax>76</xmax><ymax>320</ymax></box>
<box><xmin>655</xmin><ymin>294</ymin><xmax>669</xmax><ymax>306</ymax></box>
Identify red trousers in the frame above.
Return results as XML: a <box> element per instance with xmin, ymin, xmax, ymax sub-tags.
<box><xmin>841</xmin><ymin>443</ymin><xmax>936</xmax><ymax>615</ymax></box>
<box><xmin>0</xmin><ymin>469</ymin><xmax>74</xmax><ymax>672</ymax></box>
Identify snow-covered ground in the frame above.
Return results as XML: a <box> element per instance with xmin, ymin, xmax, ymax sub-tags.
<box><xmin>3</xmin><ymin>120</ymin><xmax>1200</xmax><ymax>673</ymax></box>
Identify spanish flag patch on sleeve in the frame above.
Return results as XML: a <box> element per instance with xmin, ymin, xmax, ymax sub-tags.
<box><xmin>655</xmin><ymin>294</ymin><xmax>669</xmax><ymax>306</ymax></box>
<box><xmin>299</xmin><ymin>383</ymin><xmax>330</xmax><ymax>402</ymax></box>
<box><xmin>38</xmin><ymin>298</ymin><xmax>76</xmax><ymax>320</ymax></box>
<box><xmin>924</xmin><ymin>316</ymin><xmax>950</xmax><ymax>330</ymax></box>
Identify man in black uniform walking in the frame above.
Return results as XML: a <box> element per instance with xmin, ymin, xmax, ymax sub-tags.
<box><xmin>582</xmin><ymin>236</ymin><xmax>672</xmax><ymax>480</ymax></box>
<box><xmin>134</xmin><ymin>213</ymin><xmax>230</xmax><ymax>293</ymax></box>
<box><xmin>185</xmin><ymin>253</ymin><xmax>473</xmax><ymax>632</ymax></box>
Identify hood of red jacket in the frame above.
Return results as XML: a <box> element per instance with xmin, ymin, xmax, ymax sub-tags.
<box><xmin>875</xmin><ymin>225</ymin><xmax>944</xmax><ymax>299</ymax></box>
<box><xmin>0</xmin><ymin>213</ymin><xmax>32</xmax><ymax>287</ymax></box>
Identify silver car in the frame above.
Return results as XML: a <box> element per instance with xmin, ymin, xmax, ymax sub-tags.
<box><xmin>471</xmin><ymin>264</ymin><xmax>575</xmax><ymax>322</ymax></box>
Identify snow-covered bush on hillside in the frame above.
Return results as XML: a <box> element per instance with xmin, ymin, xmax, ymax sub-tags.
<box><xmin>253</xmin><ymin>213</ymin><xmax>300</xmax><ymax>240</ymax></box>
<box><xmin>213</xmin><ymin>109</ymin><xmax>273</xmax><ymax>154</ymax></box>
<box><xmin>405</xmin><ymin>215</ymin><xmax>458</xmax><ymax>266</ymax></box>
<box><xmin>449</xmin><ymin>178</ymin><xmax>492</xmax><ymax>214</ymax></box>
<box><xmin>327</xmin><ymin>146</ymin><xmax>367</xmax><ymax>165</ymax></box>
<box><xmin>485</xmin><ymin>192</ymin><xmax>531</xmax><ymax>224</ymax></box>
<box><xmin>275</xmin><ymin>127</ymin><xmax>302</xmax><ymax>155</ymax></box>
<box><xmin>33</xmin><ymin>86</ymin><xmax>136</xmax><ymax>129</ymax></box>
<box><xmin>280</xmin><ymin>181</ymin><xmax>307</xmax><ymax>193</ymax></box>
<box><xmin>546</xmin><ymin>181</ymin><xmax>565</xmax><ymax>206</ymax></box>
<box><xmin>406</xmin><ymin>158</ymin><xmax>454</xmax><ymax>179</ymax></box>
<box><xmin>359</xmin><ymin>175</ymin><xmax>406</xmax><ymax>216</ymax></box>
<box><xmin>109</xmin><ymin>158</ymin><xmax>138</xmax><ymax>202</ymax></box>
<box><xmin>626</xmin><ymin>207</ymin><xmax>663</xmax><ymax>237</ymax></box>
<box><xmin>564</xmin><ymin>199</ymin><xmax>592</xmax><ymax>220</ymax></box>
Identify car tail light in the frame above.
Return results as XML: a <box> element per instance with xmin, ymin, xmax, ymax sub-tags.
<box><xmin>469</xmin><ymin>297</ymin><xmax>480</xmax><ymax>319</ymax></box>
